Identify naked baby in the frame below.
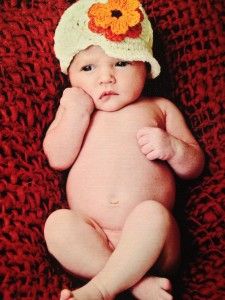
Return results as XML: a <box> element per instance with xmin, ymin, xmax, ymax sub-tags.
<box><xmin>43</xmin><ymin>1</ymin><xmax>205</xmax><ymax>299</ymax></box>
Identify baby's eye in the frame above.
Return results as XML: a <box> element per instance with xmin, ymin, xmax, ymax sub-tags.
<box><xmin>115</xmin><ymin>61</ymin><xmax>131</xmax><ymax>67</ymax></box>
<box><xmin>81</xmin><ymin>65</ymin><xmax>94</xmax><ymax>71</ymax></box>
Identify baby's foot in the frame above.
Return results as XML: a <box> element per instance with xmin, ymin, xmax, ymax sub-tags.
<box><xmin>60</xmin><ymin>289</ymin><xmax>75</xmax><ymax>300</ymax></box>
<box><xmin>60</xmin><ymin>281</ymin><xmax>108</xmax><ymax>300</ymax></box>
<box><xmin>131</xmin><ymin>276</ymin><xmax>173</xmax><ymax>300</ymax></box>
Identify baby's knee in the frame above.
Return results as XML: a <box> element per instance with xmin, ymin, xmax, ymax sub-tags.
<box><xmin>44</xmin><ymin>209</ymin><xmax>89</xmax><ymax>250</ymax></box>
<box><xmin>131</xmin><ymin>200</ymin><xmax>171</xmax><ymax>226</ymax></box>
<box><xmin>44</xmin><ymin>209</ymin><xmax>79</xmax><ymax>250</ymax></box>
<box><xmin>44</xmin><ymin>209</ymin><xmax>69</xmax><ymax>242</ymax></box>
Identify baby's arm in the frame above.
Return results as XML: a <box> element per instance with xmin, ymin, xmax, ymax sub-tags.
<box><xmin>43</xmin><ymin>87</ymin><xmax>94</xmax><ymax>170</ymax></box>
<box><xmin>137</xmin><ymin>98</ymin><xmax>205</xmax><ymax>179</ymax></box>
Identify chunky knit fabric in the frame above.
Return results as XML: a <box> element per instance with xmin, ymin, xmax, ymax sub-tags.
<box><xmin>1</xmin><ymin>0</ymin><xmax>225</xmax><ymax>299</ymax></box>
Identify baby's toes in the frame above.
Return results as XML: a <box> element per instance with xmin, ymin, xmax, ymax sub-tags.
<box><xmin>60</xmin><ymin>289</ymin><xmax>74</xmax><ymax>300</ymax></box>
<box><xmin>159</xmin><ymin>277</ymin><xmax>172</xmax><ymax>292</ymax></box>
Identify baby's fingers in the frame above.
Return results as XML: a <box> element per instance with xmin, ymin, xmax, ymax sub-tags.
<box><xmin>137</xmin><ymin>135</ymin><xmax>150</xmax><ymax>146</ymax></box>
<box><xmin>140</xmin><ymin>143</ymin><xmax>154</xmax><ymax>155</ymax></box>
<box><xmin>140</xmin><ymin>145</ymin><xmax>161</xmax><ymax>160</ymax></box>
<box><xmin>137</xmin><ymin>127</ymin><xmax>152</xmax><ymax>139</ymax></box>
<box><xmin>146</xmin><ymin>151</ymin><xmax>160</xmax><ymax>161</ymax></box>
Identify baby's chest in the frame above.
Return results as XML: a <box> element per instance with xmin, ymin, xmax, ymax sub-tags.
<box><xmin>85</xmin><ymin>105</ymin><xmax>164</xmax><ymax>145</ymax></box>
<box><xmin>77</xmin><ymin>105</ymin><xmax>164</xmax><ymax>170</ymax></box>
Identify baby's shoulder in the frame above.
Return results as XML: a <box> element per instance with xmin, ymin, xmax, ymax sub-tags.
<box><xmin>141</xmin><ymin>96</ymin><xmax>174</xmax><ymax>111</ymax></box>
<box><xmin>144</xmin><ymin>97</ymin><xmax>184</xmax><ymax>121</ymax></box>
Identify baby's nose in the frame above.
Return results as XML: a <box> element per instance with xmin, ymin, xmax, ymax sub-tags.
<box><xmin>98</xmin><ymin>68</ymin><xmax>116</xmax><ymax>85</ymax></box>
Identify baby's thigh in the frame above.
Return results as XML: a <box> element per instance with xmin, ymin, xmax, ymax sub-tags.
<box><xmin>44</xmin><ymin>209</ymin><xmax>109</xmax><ymax>248</ymax></box>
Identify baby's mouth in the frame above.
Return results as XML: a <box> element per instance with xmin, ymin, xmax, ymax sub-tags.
<box><xmin>99</xmin><ymin>91</ymin><xmax>119</xmax><ymax>100</ymax></box>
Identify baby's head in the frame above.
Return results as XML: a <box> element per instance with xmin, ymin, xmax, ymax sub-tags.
<box><xmin>54</xmin><ymin>0</ymin><xmax>160</xmax><ymax>79</ymax></box>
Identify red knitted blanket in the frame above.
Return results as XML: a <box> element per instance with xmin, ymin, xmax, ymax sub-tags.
<box><xmin>1</xmin><ymin>0</ymin><xmax>224</xmax><ymax>299</ymax></box>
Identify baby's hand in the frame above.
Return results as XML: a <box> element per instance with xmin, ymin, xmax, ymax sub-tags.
<box><xmin>60</xmin><ymin>87</ymin><xmax>94</xmax><ymax>114</ymax></box>
<box><xmin>137</xmin><ymin>127</ymin><xmax>176</xmax><ymax>161</ymax></box>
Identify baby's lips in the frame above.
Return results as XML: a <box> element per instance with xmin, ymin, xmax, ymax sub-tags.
<box><xmin>99</xmin><ymin>91</ymin><xmax>118</xmax><ymax>99</ymax></box>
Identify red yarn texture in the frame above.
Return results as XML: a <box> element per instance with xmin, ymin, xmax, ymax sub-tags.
<box><xmin>1</xmin><ymin>0</ymin><xmax>225</xmax><ymax>299</ymax></box>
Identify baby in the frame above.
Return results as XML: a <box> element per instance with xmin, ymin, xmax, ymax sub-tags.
<box><xmin>43</xmin><ymin>1</ymin><xmax>204</xmax><ymax>299</ymax></box>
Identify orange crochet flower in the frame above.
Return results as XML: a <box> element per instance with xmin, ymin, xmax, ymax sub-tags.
<box><xmin>88</xmin><ymin>0</ymin><xmax>143</xmax><ymax>41</ymax></box>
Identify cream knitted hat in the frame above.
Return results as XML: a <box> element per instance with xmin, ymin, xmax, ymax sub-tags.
<box><xmin>54</xmin><ymin>0</ymin><xmax>160</xmax><ymax>78</ymax></box>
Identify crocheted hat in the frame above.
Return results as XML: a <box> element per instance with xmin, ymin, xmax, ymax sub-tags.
<box><xmin>54</xmin><ymin>0</ymin><xmax>161</xmax><ymax>78</ymax></box>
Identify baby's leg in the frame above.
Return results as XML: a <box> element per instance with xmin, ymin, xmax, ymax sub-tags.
<box><xmin>44</xmin><ymin>203</ymin><xmax>179</xmax><ymax>300</ymax></box>
<box><xmin>44</xmin><ymin>209</ymin><xmax>112</xmax><ymax>278</ymax></box>
<box><xmin>71</xmin><ymin>200</ymin><xmax>180</xmax><ymax>299</ymax></box>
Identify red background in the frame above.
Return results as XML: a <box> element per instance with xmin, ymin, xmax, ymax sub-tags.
<box><xmin>1</xmin><ymin>0</ymin><xmax>225</xmax><ymax>299</ymax></box>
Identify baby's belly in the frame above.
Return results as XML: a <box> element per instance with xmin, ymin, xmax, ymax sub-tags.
<box><xmin>67</xmin><ymin>157</ymin><xmax>175</xmax><ymax>231</ymax></box>
<box><xmin>66</xmin><ymin>105</ymin><xmax>175</xmax><ymax>230</ymax></box>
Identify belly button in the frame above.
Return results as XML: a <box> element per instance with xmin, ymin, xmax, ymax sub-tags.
<box><xmin>109</xmin><ymin>199</ymin><xmax>119</xmax><ymax>205</ymax></box>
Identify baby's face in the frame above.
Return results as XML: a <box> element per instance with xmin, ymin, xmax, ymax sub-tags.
<box><xmin>69</xmin><ymin>46</ymin><xmax>147</xmax><ymax>112</ymax></box>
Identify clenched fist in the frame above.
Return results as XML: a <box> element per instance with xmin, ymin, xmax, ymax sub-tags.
<box><xmin>60</xmin><ymin>87</ymin><xmax>95</xmax><ymax>114</ymax></box>
<box><xmin>137</xmin><ymin>127</ymin><xmax>176</xmax><ymax>161</ymax></box>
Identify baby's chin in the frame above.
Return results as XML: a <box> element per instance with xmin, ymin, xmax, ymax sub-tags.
<box><xmin>95</xmin><ymin>102</ymin><xmax>126</xmax><ymax>112</ymax></box>
<box><xmin>94</xmin><ymin>98</ymin><xmax>135</xmax><ymax>112</ymax></box>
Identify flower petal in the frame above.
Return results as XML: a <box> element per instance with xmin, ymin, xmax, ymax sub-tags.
<box><xmin>88</xmin><ymin>3</ymin><xmax>106</xmax><ymax>17</ymax></box>
<box><xmin>108</xmin><ymin>0</ymin><xmax>140</xmax><ymax>11</ymax></box>
<box><xmin>108</xmin><ymin>0</ymin><xmax>125</xmax><ymax>10</ymax></box>
<box><xmin>89</xmin><ymin>4</ymin><xmax>112</xmax><ymax>28</ymax></box>
<box><xmin>124</xmin><ymin>0</ymin><xmax>140</xmax><ymax>11</ymax></box>
<box><xmin>123</xmin><ymin>10</ymin><xmax>141</xmax><ymax>27</ymax></box>
<box><xmin>126</xmin><ymin>23</ymin><xmax>142</xmax><ymax>38</ymax></box>
<box><xmin>110</xmin><ymin>16</ymin><xmax>129</xmax><ymax>34</ymax></box>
